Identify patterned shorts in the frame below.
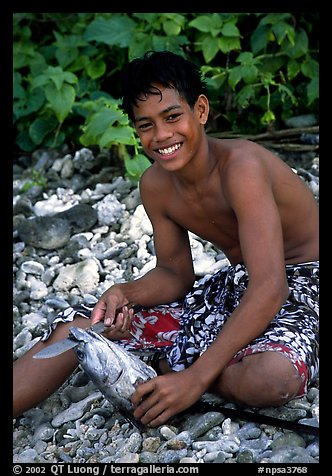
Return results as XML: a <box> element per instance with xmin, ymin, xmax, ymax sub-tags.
<box><xmin>42</xmin><ymin>261</ymin><xmax>319</xmax><ymax>396</ymax></box>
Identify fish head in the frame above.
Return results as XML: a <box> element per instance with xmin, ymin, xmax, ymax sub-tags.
<box><xmin>69</xmin><ymin>326</ymin><xmax>124</xmax><ymax>386</ymax></box>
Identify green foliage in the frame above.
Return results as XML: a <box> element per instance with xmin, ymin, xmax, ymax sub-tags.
<box><xmin>20</xmin><ymin>169</ymin><xmax>48</xmax><ymax>192</ymax></box>
<box><xmin>13</xmin><ymin>12</ymin><xmax>319</xmax><ymax>180</ymax></box>
<box><xmin>190</xmin><ymin>12</ymin><xmax>318</xmax><ymax>132</ymax></box>
<box><xmin>78</xmin><ymin>96</ymin><xmax>136</xmax><ymax>148</ymax></box>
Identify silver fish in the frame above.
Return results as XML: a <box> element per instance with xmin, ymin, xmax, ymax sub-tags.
<box><xmin>69</xmin><ymin>326</ymin><xmax>157</xmax><ymax>424</ymax></box>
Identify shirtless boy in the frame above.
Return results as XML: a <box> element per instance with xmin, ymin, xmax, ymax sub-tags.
<box><xmin>13</xmin><ymin>51</ymin><xmax>319</xmax><ymax>428</ymax></box>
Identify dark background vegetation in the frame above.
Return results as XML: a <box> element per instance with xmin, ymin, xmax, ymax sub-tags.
<box><xmin>13</xmin><ymin>12</ymin><xmax>319</xmax><ymax>180</ymax></box>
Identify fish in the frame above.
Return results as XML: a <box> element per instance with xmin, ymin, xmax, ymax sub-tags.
<box><xmin>68</xmin><ymin>326</ymin><xmax>157</xmax><ymax>426</ymax></box>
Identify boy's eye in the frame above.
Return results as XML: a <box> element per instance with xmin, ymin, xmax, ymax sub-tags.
<box><xmin>138</xmin><ymin>122</ymin><xmax>152</xmax><ymax>131</ymax></box>
<box><xmin>167</xmin><ymin>113</ymin><xmax>182</xmax><ymax>121</ymax></box>
<box><xmin>136</xmin><ymin>113</ymin><xmax>182</xmax><ymax>131</ymax></box>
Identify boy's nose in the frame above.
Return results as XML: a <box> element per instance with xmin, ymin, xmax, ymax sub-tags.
<box><xmin>153</xmin><ymin>123</ymin><xmax>173</xmax><ymax>143</ymax></box>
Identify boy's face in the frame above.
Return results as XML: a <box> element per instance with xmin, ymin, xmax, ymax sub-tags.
<box><xmin>132</xmin><ymin>83</ymin><xmax>209</xmax><ymax>172</ymax></box>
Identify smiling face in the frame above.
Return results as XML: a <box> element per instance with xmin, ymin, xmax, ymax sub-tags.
<box><xmin>132</xmin><ymin>84</ymin><xmax>209</xmax><ymax>172</ymax></box>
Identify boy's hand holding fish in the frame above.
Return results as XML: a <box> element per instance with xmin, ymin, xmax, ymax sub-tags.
<box><xmin>132</xmin><ymin>367</ymin><xmax>205</xmax><ymax>427</ymax></box>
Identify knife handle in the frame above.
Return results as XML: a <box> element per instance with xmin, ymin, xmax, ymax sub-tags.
<box><xmin>90</xmin><ymin>321</ymin><xmax>106</xmax><ymax>334</ymax></box>
<box><xmin>129</xmin><ymin>303</ymin><xmax>143</xmax><ymax>313</ymax></box>
<box><xmin>90</xmin><ymin>304</ymin><xmax>143</xmax><ymax>333</ymax></box>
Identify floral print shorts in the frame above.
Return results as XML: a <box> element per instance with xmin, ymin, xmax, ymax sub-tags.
<box><xmin>42</xmin><ymin>261</ymin><xmax>319</xmax><ymax>396</ymax></box>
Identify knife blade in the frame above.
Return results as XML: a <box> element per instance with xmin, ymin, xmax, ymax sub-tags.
<box><xmin>33</xmin><ymin>321</ymin><xmax>106</xmax><ymax>359</ymax></box>
<box><xmin>33</xmin><ymin>304</ymin><xmax>143</xmax><ymax>359</ymax></box>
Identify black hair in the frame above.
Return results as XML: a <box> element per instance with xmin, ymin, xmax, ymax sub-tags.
<box><xmin>120</xmin><ymin>50</ymin><xmax>207</xmax><ymax>121</ymax></box>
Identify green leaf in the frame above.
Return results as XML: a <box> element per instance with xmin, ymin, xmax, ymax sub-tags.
<box><xmin>242</xmin><ymin>65</ymin><xmax>258</xmax><ymax>84</ymax></box>
<box><xmin>287</xmin><ymin>59</ymin><xmax>301</xmax><ymax>80</ymax></box>
<box><xmin>301</xmin><ymin>58</ymin><xmax>319</xmax><ymax>80</ymax></box>
<box><xmin>13</xmin><ymin>87</ymin><xmax>45</xmax><ymax>121</ymax></box>
<box><xmin>260</xmin><ymin>13</ymin><xmax>292</xmax><ymax>26</ymax></box>
<box><xmin>307</xmin><ymin>76</ymin><xmax>319</xmax><ymax>105</ymax></box>
<box><xmin>129</xmin><ymin>33</ymin><xmax>153</xmax><ymax>59</ymax></box>
<box><xmin>68</xmin><ymin>54</ymin><xmax>89</xmax><ymax>73</ymax></box>
<box><xmin>35</xmin><ymin>66</ymin><xmax>77</xmax><ymax>92</ymax></box>
<box><xmin>152</xmin><ymin>35</ymin><xmax>169</xmax><ymax>51</ymax></box>
<box><xmin>202</xmin><ymin>36</ymin><xmax>219</xmax><ymax>63</ymax></box>
<box><xmin>13</xmin><ymin>72</ymin><xmax>26</xmax><ymax>99</ymax></box>
<box><xmin>163</xmin><ymin>20</ymin><xmax>181</xmax><ymax>36</ymax></box>
<box><xmin>84</xmin><ymin>16</ymin><xmax>136</xmax><ymax>48</ymax></box>
<box><xmin>99</xmin><ymin>126</ymin><xmax>137</xmax><ymax>148</ymax></box>
<box><xmin>189</xmin><ymin>15</ymin><xmax>213</xmax><ymax>33</ymax></box>
<box><xmin>236</xmin><ymin>51</ymin><xmax>254</xmax><ymax>64</ymax></box>
<box><xmin>16</xmin><ymin>130</ymin><xmax>36</xmax><ymax>152</ymax></box>
<box><xmin>132</xmin><ymin>13</ymin><xmax>159</xmax><ymax>23</ymax></box>
<box><xmin>31</xmin><ymin>73</ymin><xmax>48</xmax><ymax>90</ymax></box>
<box><xmin>250</xmin><ymin>25</ymin><xmax>270</xmax><ymax>54</ymax></box>
<box><xmin>47</xmin><ymin>66</ymin><xmax>67</xmax><ymax>91</ymax></box>
<box><xmin>235</xmin><ymin>84</ymin><xmax>256</xmax><ymax>108</ymax></box>
<box><xmin>272</xmin><ymin>21</ymin><xmax>295</xmax><ymax>46</ymax></box>
<box><xmin>29</xmin><ymin>116</ymin><xmax>58</xmax><ymax>145</ymax></box>
<box><xmin>277</xmin><ymin>84</ymin><xmax>297</xmax><ymax>105</ymax></box>
<box><xmin>94</xmin><ymin>107</ymin><xmax>125</xmax><ymax>127</ymax></box>
<box><xmin>163</xmin><ymin>13</ymin><xmax>186</xmax><ymax>27</ymax></box>
<box><xmin>86</xmin><ymin>59</ymin><xmax>106</xmax><ymax>79</ymax></box>
<box><xmin>205</xmin><ymin>73</ymin><xmax>226</xmax><ymax>90</ymax></box>
<box><xmin>45</xmin><ymin>83</ymin><xmax>76</xmax><ymax>122</ymax></box>
<box><xmin>28</xmin><ymin>52</ymin><xmax>48</xmax><ymax>76</ymax></box>
<box><xmin>80</xmin><ymin>107</ymin><xmax>124</xmax><ymax>145</ymax></box>
<box><xmin>211</xmin><ymin>13</ymin><xmax>223</xmax><ymax>29</ymax></box>
<box><xmin>259</xmin><ymin>56</ymin><xmax>286</xmax><ymax>74</ymax></box>
<box><xmin>282</xmin><ymin>29</ymin><xmax>308</xmax><ymax>59</ymax></box>
<box><xmin>221</xmin><ymin>22</ymin><xmax>240</xmax><ymax>37</ymax></box>
<box><xmin>219</xmin><ymin>36</ymin><xmax>241</xmax><ymax>54</ymax></box>
<box><xmin>228</xmin><ymin>66</ymin><xmax>243</xmax><ymax>90</ymax></box>
<box><xmin>55</xmin><ymin>46</ymin><xmax>79</xmax><ymax>69</ymax></box>
<box><xmin>261</xmin><ymin>110</ymin><xmax>276</xmax><ymax>125</ymax></box>
<box><xmin>124</xmin><ymin>153</ymin><xmax>151</xmax><ymax>181</ymax></box>
<box><xmin>13</xmin><ymin>42</ymin><xmax>35</xmax><ymax>69</ymax></box>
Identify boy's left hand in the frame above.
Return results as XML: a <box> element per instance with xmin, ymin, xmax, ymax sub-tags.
<box><xmin>131</xmin><ymin>368</ymin><xmax>205</xmax><ymax>427</ymax></box>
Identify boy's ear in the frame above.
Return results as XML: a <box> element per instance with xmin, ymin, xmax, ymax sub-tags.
<box><xmin>195</xmin><ymin>94</ymin><xmax>209</xmax><ymax>125</ymax></box>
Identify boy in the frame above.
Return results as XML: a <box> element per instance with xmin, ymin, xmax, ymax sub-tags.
<box><xmin>14</xmin><ymin>51</ymin><xmax>319</xmax><ymax>428</ymax></box>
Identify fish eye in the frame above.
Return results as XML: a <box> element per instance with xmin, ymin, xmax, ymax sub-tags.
<box><xmin>75</xmin><ymin>349</ymin><xmax>85</xmax><ymax>361</ymax></box>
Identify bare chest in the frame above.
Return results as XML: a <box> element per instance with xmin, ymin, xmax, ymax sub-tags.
<box><xmin>166</xmin><ymin>188</ymin><xmax>240</xmax><ymax>257</ymax></box>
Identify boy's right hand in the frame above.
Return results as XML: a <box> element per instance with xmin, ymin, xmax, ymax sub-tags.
<box><xmin>90</xmin><ymin>286</ymin><xmax>127</xmax><ymax>327</ymax></box>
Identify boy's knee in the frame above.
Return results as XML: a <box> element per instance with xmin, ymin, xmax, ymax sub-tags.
<box><xmin>260</xmin><ymin>367</ymin><xmax>302</xmax><ymax>406</ymax></box>
<box><xmin>215</xmin><ymin>351</ymin><xmax>303</xmax><ymax>407</ymax></box>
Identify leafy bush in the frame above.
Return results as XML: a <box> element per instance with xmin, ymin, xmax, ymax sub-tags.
<box><xmin>13</xmin><ymin>12</ymin><xmax>319</xmax><ymax>180</ymax></box>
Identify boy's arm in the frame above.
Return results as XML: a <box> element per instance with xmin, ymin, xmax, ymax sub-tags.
<box><xmin>91</xmin><ymin>168</ymin><xmax>195</xmax><ymax>326</ymax></box>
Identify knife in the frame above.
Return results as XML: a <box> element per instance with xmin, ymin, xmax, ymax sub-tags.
<box><xmin>33</xmin><ymin>304</ymin><xmax>143</xmax><ymax>359</ymax></box>
<box><xmin>33</xmin><ymin>321</ymin><xmax>106</xmax><ymax>359</ymax></box>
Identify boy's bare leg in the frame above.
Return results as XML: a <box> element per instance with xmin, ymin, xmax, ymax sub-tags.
<box><xmin>213</xmin><ymin>351</ymin><xmax>303</xmax><ymax>407</ymax></box>
<box><xmin>13</xmin><ymin>316</ymin><xmax>91</xmax><ymax>418</ymax></box>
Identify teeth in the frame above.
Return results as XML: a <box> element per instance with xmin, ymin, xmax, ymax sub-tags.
<box><xmin>158</xmin><ymin>143</ymin><xmax>181</xmax><ymax>155</ymax></box>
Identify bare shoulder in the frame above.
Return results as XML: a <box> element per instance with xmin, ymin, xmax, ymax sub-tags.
<box><xmin>216</xmin><ymin>139</ymin><xmax>270</xmax><ymax>186</ymax></box>
<box><xmin>139</xmin><ymin>163</ymin><xmax>172</xmax><ymax>212</ymax></box>
<box><xmin>216</xmin><ymin>139</ymin><xmax>317</xmax><ymax>216</ymax></box>
<box><xmin>140</xmin><ymin>162</ymin><xmax>167</xmax><ymax>188</ymax></box>
<box><xmin>219</xmin><ymin>138</ymin><xmax>273</xmax><ymax>167</ymax></box>
<box><xmin>140</xmin><ymin>162</ymin><xmax>171</xmax><ymax>191</ymax></box>
<box><xmin>217</xmin><ymin>138</ymin><xmax>292</xmax><ymax>182</ymax></box>
<box><xmin>214</xmin><ymin>139</ymin><xmax>307</xmax><ymax>207</ymax></box>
